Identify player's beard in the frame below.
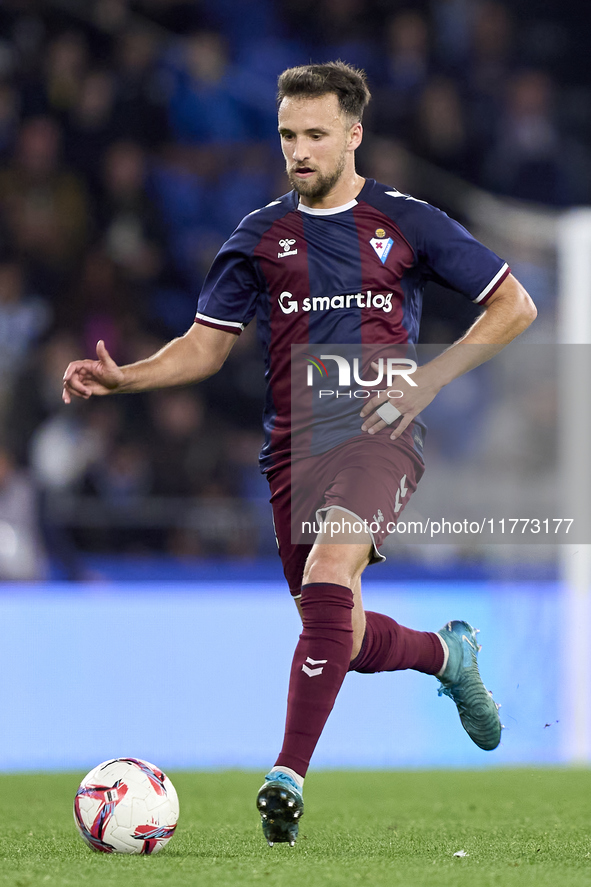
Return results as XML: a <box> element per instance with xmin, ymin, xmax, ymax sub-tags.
<box><xmin>288</xmin><ymin>148</ymin><xmax>347</xmax><ymax>200</ymax></box>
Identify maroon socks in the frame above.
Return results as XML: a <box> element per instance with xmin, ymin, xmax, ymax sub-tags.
<box><xmin>275</xmin><ymin>582</ymin><xmax>354</xmax><ymax>778</ymax></box>
<box><xmin>275</xmin><ymin>592</ymin><xmax>444</xmax><ymax>779</ymax></box>
<box><xmin>349</xmin><ymin>610</ymin><xmax>444</xmax><ymax>675</ymax></box>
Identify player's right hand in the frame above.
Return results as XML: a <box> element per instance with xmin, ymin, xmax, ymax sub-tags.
<box><xmin>62</xmin><ymin>340</ymin><xmax>124</xmax><ymax>404</ymax></box>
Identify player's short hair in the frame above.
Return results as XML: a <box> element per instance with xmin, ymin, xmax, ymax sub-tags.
<box><xmin>277</xmin><ymin>61</ymin><xmax>371</xmax><ymax>121</ymax></box>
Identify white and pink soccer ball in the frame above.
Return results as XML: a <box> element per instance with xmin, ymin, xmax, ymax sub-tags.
<box><xmin>74</xmin><ymin>758</ymin><xmax>179</xmax><ymax>855</ymax></box>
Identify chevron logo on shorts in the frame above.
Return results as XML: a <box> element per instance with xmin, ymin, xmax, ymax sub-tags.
<box><xmin>302</xmin><ymin>657</ymin><xmax>327</xmax><ymax>677</ymax></box>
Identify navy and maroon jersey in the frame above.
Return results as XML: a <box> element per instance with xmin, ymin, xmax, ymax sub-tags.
<box><xmin>195</xmin><ymin>178</ymin><xmax>509</xmax><ymax>471</ymax></box>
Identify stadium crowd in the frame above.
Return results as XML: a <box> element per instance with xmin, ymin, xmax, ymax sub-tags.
<box><xmin>0</xmin><ymin>0</ymin><xmax>587</xmax><ymax>577</ymax></box>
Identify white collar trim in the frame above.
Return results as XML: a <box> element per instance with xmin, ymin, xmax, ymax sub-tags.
<box><xmin>298</xmin><ymin>198</ymin><xmax>358</xmax><ymax>216</ymax></box>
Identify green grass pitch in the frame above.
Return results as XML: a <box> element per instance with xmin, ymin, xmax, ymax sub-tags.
<box><xmin>1</xmin><ymin>769</ymin><xmax>590</xmax><ymax>887</ymax></box>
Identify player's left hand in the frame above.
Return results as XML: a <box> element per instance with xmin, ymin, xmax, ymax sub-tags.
<box><xmin>360</xmin><ymin>362</ymin><xmax>440</xmax><ymax>440</ymax></box>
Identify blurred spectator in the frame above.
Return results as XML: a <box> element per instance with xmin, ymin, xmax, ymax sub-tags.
<box><xmin>145</xmin><ymin>389</ymin><xmax>226</xmax><ymax>495</ymax></box>
<box><xmin>93</xmin><ymin>0</ymin><xmax>132</xmax><ymax>36</ymax></box>
<box><xmin>359</xmin><ymin>137</ymin><xmax>414</xmax><ymax>196</ymax></box>
<box><xmin>483</xmin><ymin>70</ymin><xmax>589</xmax><ymax>204</ymax></box>
<box><xmin>0</xmin><ymin>116</ymin><xmax>89</xmax><ymax>290</ymax></box>
<box><xmin>463</xmin><ymin>2</ymin><xmax>515</xmax><ymax>150</ymax></box>
<box><xmin>0</xmin><ymin>32</ymin><xmax>17</xmax><ymax>83</ymax></box>
<box><xmin>6</xmin><ymin>329</ymin><xmax>82</xmax><ymax>468</ymax></box>
<box><xmin>0</xmin><ymin>256</ymin><xmax>51</xmax><ymax>421</ymax></box>
<box><xmin>149</xmin><ymin>145</ymin><xmax>222</xmax><ymax>288</ymax></box>
<box><xmin>0</xmin><ymin>446</ymin><xmax>48</xmax><ymax>580</ymax></box>
<box><xmin>71</xmin><ymin>398</ymin><xmax>153</xmax><ymax>553</ymax></box>
<box><xmin>200</xmin><ymin>323</ymin><xmax>266</xmax><ymax>432</ymax></box>
<box><xmin>373</xmin><ymin>11</ymin><xmax>432</xmax><ymax>140</ymax></box>
<box><xmin>131</xmin><ymin>0</ymin><xmax>204</xmax><ymax>33</ymax></box>
<box><xmin>430</xmin><ymin>0</ymin><xmax>473</xmax><ymax>71</ymax></box>
<box><xmin>110</xmin><ymin>25</ymin><xmax>170</xmax><ymax>147</ymax></box>
<box><xmin>165</xmin><ymin>31</ymin><xmax>252</xmax><ymax>145</ymax></box>
<box><xmin>201</xmin><ymin>0</ymin><xmax>279</xmax><ymax>49</ymax></box>
<box><xmin>389</xmin><ymin>11</ymin><xmax>431</xmax><ymax>85</ymax></box>
<box><xmin>411</xmin><ymin>77</ymin><xmax>473</xmax><ymax>178</ymax></box>
<box><xmin>20</xmin><ymin>30</ymin><xmax>89</xmax><ymax>119</ymax></box>
<box><xmin>85</xmin><ymin>438</ymin><xmax>151</xmax><ymax>503</ymax></box>
<box><xmin>221</xmin><ymin>428</ymin><xmax>276</xmax><ymax>557</ymax></box>
<box><xmin>8</xmin><ymin>11</ymin><xmax>46</xmax><ymax>83</ymax></box>
<box><xmin>64</xmin><ymin>247</ymin><xmax>137</xmax><ymax>359</ymax></box>
<box><xmin>29</xmin><ymin>409</ymin><xmax>104</xmax><ymax>494</ymax></box>
<box><xmin>421</xmin><ymin>363</ymin><xmax>491</xmax><ymax>461</ymax></box>
<box><xmin>0</xmin><ymin>82</ymin><xmax>19</xmax><ymax>158</ymax></box>
<box><xmin>98</xmin><ymin>140</ymin><xmax>164</xmax><ymax>282</ymax></box>
<box><xmin>470</xmin><ymin>2</ymin><xmax>514</xmax><ymax>78</ymax></box>
<box><xmin>169</xmin><ymin>482</ymin><xmax>256</xmax><ymax>558</ymax></box>
<box><xmin>307</xmin><ymin>0</ymin><xmax>376</xmax><ymax>73</ymax></box>
<box><xmin>64</xmin><ymin>69</ymin><xmax>117</xmax><ymax>198</ymax></box>
<box><xmin>21</xmin><ymin>334</ymin><xmax>114</xmax><ymax>575</ymax></box>
<box><xmin>44</xmin><ymin>30</ymin><xmax>89</xmax><ymax>115</ymax></box>
<box><xmin>211</xmin><ymin>142</ymin><xmax>276</xmax><ymax>234</ymax></box>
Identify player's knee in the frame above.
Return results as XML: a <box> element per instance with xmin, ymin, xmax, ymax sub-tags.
<box><xmin>303</xmin><ymin>549</ymin><xmax>356</xmax><ymax>588</ymax></box>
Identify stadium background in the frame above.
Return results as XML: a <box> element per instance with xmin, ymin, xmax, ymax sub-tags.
<box><xmin>0</xmin><ymin>0</ymin><xmax>588</xmax><ymax>771</ymax></box>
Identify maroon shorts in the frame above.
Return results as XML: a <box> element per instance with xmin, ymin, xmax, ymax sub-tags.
<box><xmin>267</xmin><ymin>426</ymin><xmax>425</xmax><ymax>596</ymax></box>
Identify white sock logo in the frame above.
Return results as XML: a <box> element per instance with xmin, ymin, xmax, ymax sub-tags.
<box><xmin>302</xmin><ymin>657</ymin><xmax>327</xmax><ymax>677</ymax></box>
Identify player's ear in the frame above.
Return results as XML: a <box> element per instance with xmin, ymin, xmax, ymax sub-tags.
<box><xmin>348</xmin><ymin>121</ymin><xmax>363</xmax><ymax>151</ymax></box>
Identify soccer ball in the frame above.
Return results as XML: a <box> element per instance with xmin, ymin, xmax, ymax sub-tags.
<box><xmin>73</xmin><ymin>757</ymin><xmax>179</xmax><ymax>854</ymax></box>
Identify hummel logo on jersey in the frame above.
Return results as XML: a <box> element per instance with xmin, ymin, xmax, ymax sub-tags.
<box><xmin>370</xmin><ymin>228</ymin><xmax>394</xmax><ymax>264</ymax></box>
<box><xmin>278</xmin><ymin>238</ymin><xmax>298</xmax><ymax>258</ymax></box>
<box><xmin>302</xmin><ymin>656</ymin><xmax>327</xmax><ymax>678</ymax></box>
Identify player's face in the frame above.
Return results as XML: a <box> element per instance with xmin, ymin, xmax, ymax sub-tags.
<box><xmin>278</xmin><ymin>93</ymin><xmax>361</xmax><ymax>201</ymax></box>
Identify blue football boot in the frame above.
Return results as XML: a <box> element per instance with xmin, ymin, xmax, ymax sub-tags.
<box><xmin>437</xmin><ymin>620</ymin><xmax>502</xmax><ymax>751</ymax></box>
<box><xmin>256</xmin><ymin>772</ymin><xmax>303</xmax><ymax>847</ymax></box>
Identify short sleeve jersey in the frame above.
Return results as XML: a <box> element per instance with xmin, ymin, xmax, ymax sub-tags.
<box><xmin>196</xmin><ymin>178</ymin><xmax>509</xmax><ymax>472</ymax></box>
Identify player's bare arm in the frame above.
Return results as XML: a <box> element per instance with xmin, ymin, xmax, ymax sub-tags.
<box><xmin>62</xmin><ymin>322</ymin><xmax>238</xmax><ymax>404</ymax></box>
<box><xmin>360</xmin><ymin>272</ymin><xmax>537</xmax><ymax>439</ymax></box>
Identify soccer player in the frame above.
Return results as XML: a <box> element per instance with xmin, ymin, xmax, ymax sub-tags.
<box><xmin>63</xmin><ymin>62</ymin><xmax>537</xmax><ymax>847</ymax></box>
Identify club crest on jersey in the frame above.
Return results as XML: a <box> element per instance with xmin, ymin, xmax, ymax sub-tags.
<box><xmin>369</xmin><ymin>229</ymin><xmax>393</xmax><ymax>264</ymax></box>
<box><xmin>278</xmin><ymin>238</ymin><xmax>298</xmax><ymax>258</ymax></box>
